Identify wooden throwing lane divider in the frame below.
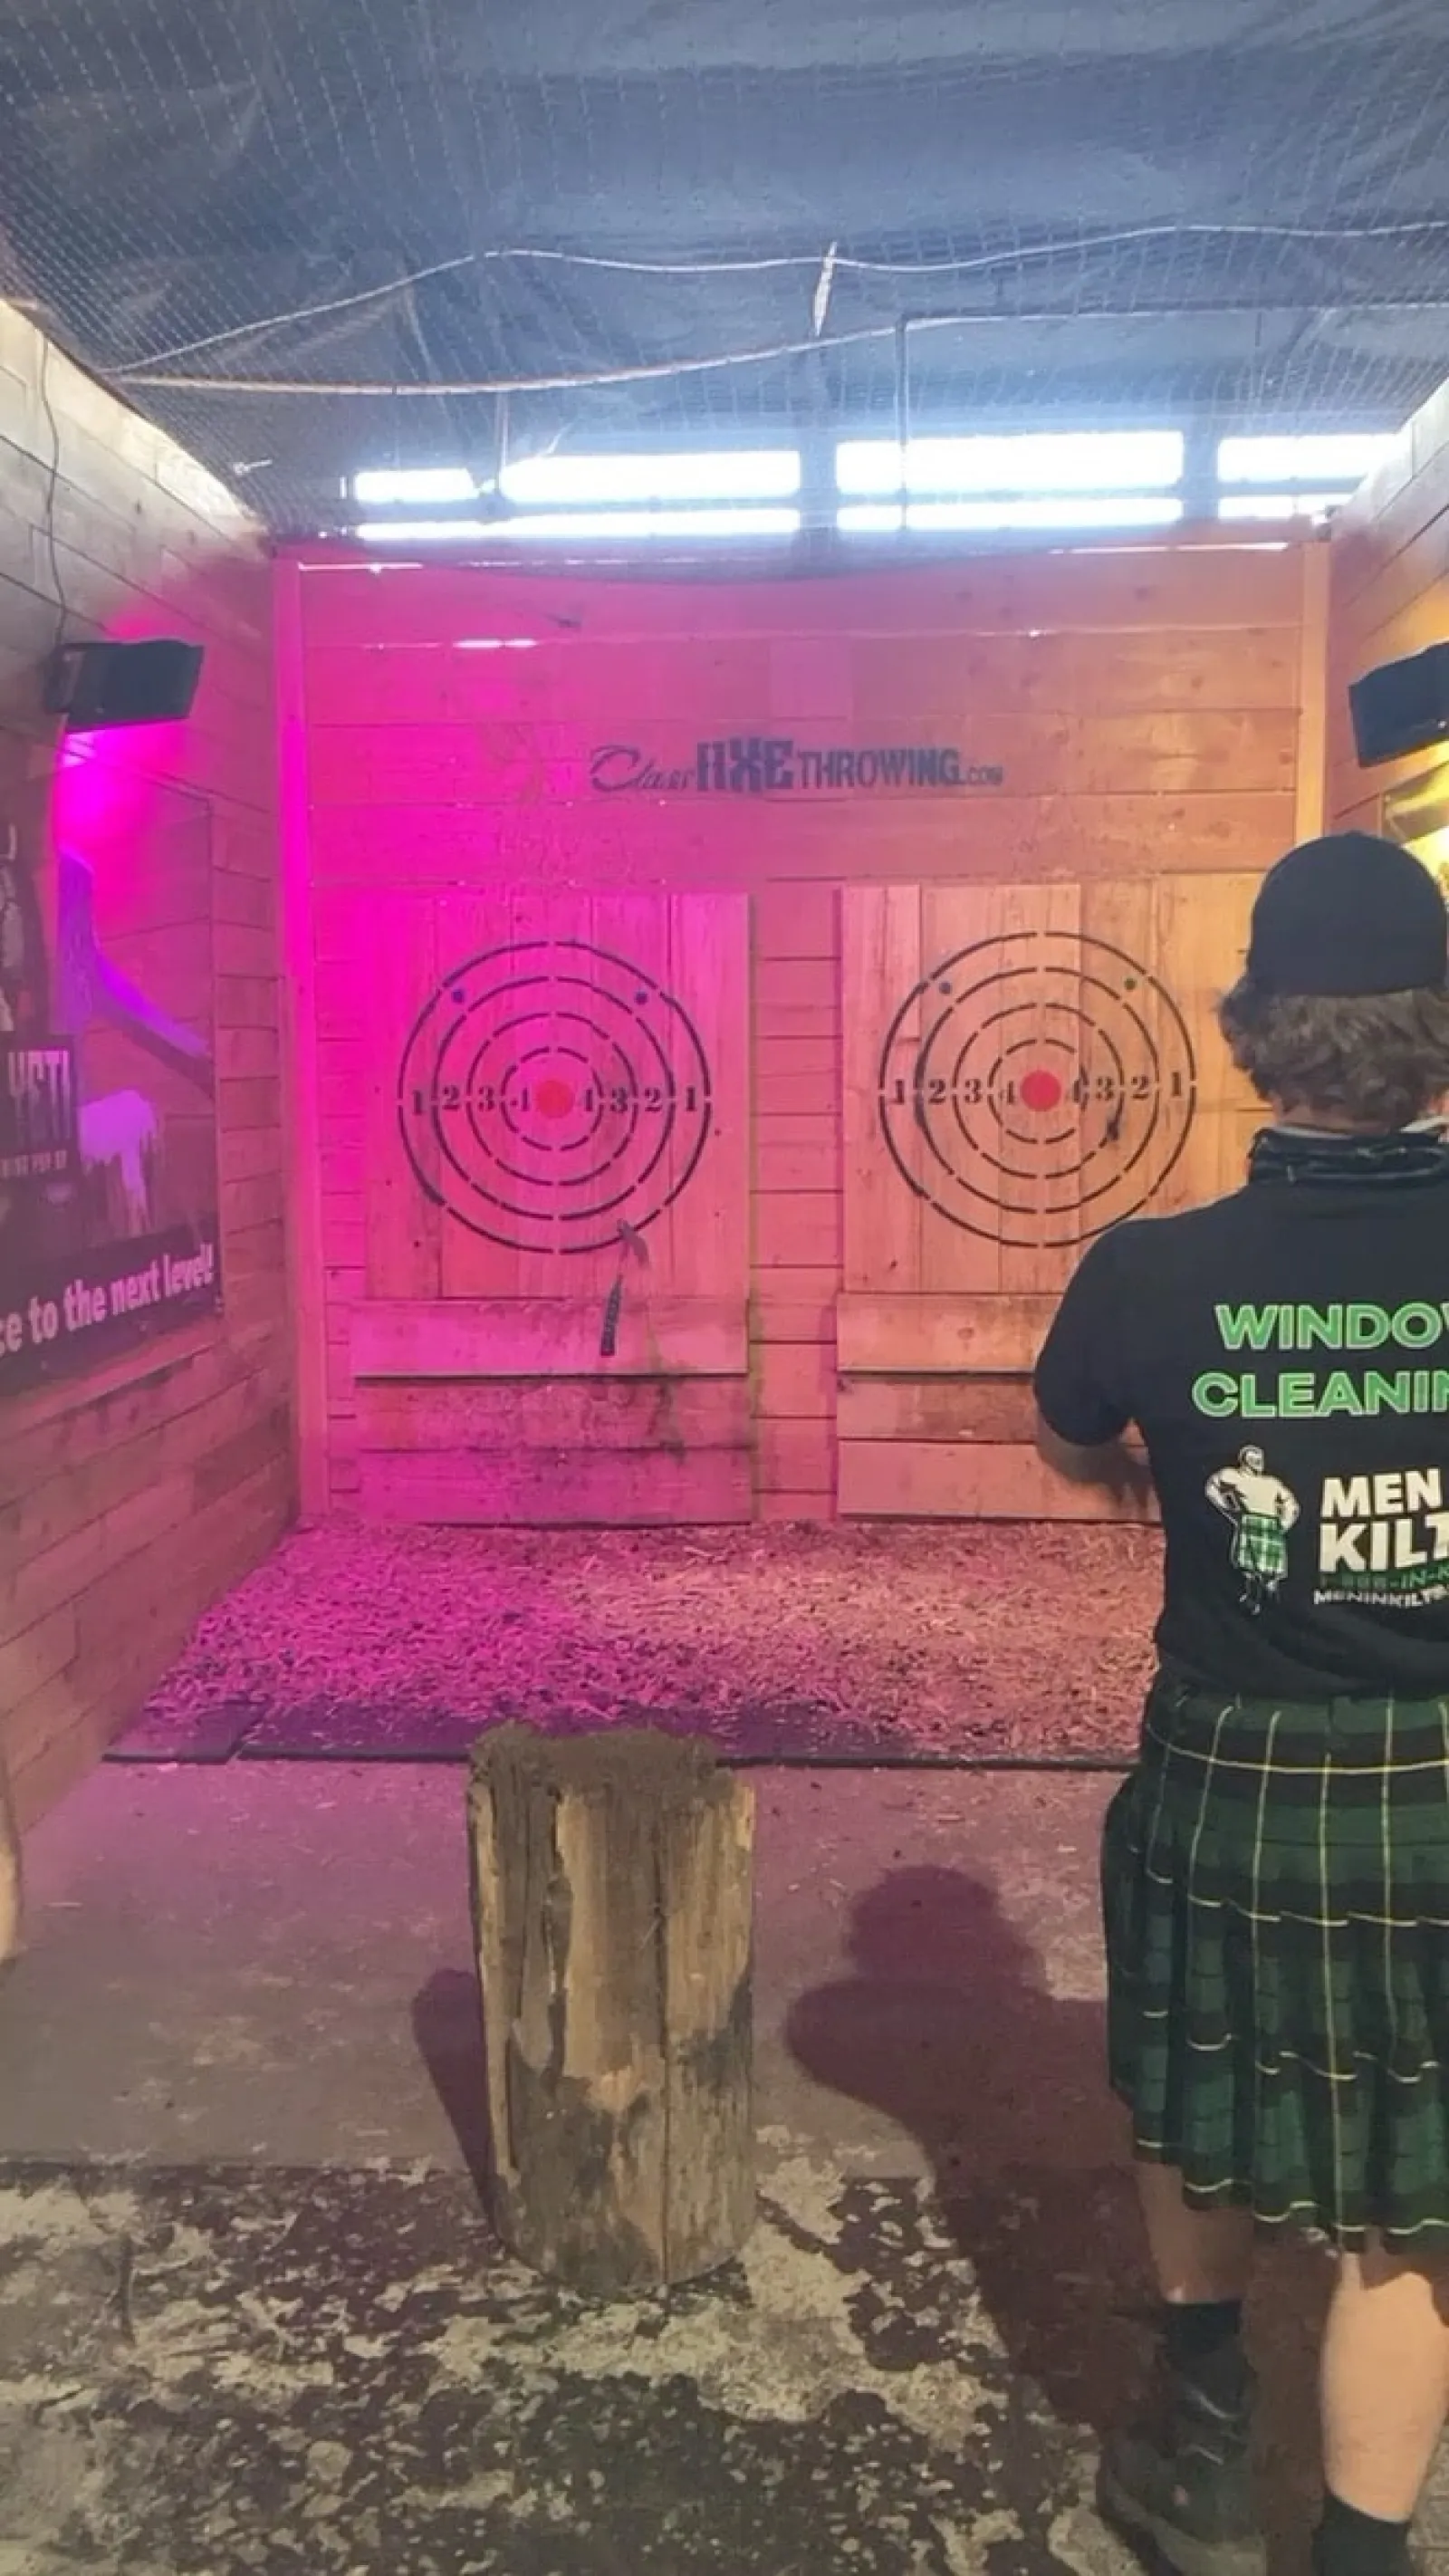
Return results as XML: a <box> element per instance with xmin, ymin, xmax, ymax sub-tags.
<box><xmin>0</xmin><ymin>1746</ymin><xmax>23</xmax><ymax>1969</ymax></box>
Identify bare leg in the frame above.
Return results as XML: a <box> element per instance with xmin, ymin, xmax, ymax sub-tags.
<box><xmin>1321</xmin><ymin>2237</ymin><xmax>1449</xmax><ymax>2524</ymax></box>
<box><xmin>1137</xmin><ymin>2162</ymin><xmax>1257</xmax><ymax>2306</ymax></box>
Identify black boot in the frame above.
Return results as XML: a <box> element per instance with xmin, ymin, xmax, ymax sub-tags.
<box><xmin>1098</xmin><ymin>2354</ymin><xmax>1267</xmax><ymax>2576</ymax></box>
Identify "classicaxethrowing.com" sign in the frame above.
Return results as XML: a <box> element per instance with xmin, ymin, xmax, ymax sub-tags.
<box><xmin>589</xmin><ymin>737</ymin><xmax>1004</xmax><ymax>795</ymax></box>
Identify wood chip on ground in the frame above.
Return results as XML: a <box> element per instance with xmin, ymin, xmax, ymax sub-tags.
<box><xmin>138</xmin><ymin>1522</ymin><xmax>1164</xmax><ymax>1761</ymax></box>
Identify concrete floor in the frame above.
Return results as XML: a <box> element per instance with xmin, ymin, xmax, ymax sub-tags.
<box><xmin>0</xmin><ymin>1764</ymin><xmax>1444</xmax><ymax>2576</ymax></box>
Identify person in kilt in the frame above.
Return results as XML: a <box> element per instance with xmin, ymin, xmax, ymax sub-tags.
<box><xmin>1034</xmin><ymin>832</ymin><xmax>1449</xmax><ymax>2576</ymax></box>
<box><xmin>1206</xmin><ymin>1446</ymin><xmax>1300</xmax><ymax>1610</ymax></box>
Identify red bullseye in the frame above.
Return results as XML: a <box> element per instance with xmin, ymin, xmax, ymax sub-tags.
<box><xmin>1019</xmin><ymin>1067</ymin><xmax>1063</xmax><ymax>1112</ymax></box>
<box><xmin>534</xmin><ymin>1076</ymin><xmax>575</xmax><ymax>1119</ymax></box>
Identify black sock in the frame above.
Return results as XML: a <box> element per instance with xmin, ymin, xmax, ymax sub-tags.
<box><xmin>1163</xmin><ymin>2299</ymin><xmax>1246</xmax><ymax>2408</ymax></box>
<box><xmin>1313</xmin><ymin>2490</ymin><xmax>1413</xmax><ymax>2576</ymax></box>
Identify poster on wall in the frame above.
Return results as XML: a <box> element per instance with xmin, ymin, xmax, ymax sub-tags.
<box><xmin>0</xmin><ymin>750</ymin><xmax>222</xmax><ymax>1399</ymax></box>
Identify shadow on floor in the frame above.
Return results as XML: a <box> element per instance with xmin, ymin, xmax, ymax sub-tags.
<box><xmin>786</xmin><ymin>1865</ymin><xmax>1334</xmax><ymax>2572</ymax></box>
<box><xmin>406</xmin><ymin>1863</ymin><xmax>1336</xmax><ymax>2572</ymax></box>
<box><xmin>786</xmin><ymin>1864</ymin><xmax>1147</xmax><ymax>2441</ymax></box>
<box><xmin>412</xmin><ymin>1965</ymin><xmax>494</xmax><ymax>2199</ymax></box>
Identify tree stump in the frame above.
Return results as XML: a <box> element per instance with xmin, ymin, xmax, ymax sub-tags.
<box><xmin>467</xmin><ymin>1726</ymin><xmax>755</xmax><ymax>2297</ymax></box>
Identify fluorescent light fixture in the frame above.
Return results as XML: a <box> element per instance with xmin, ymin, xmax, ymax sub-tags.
<box><xmin>356</xmin><ymin>508</ymin><xmax>799</xmax><ymax>546</ymax></box>
<box><xmin>356</xmin><ymin>519</ymin><xmax>493</xmax><ymax>543</ymax></box>
<box><xmin>1217</xmin><ymin>491</ymin><xmax>1355</xmax><ymax>522</ymax></box>
<box><xmin>498</xmin><ymin>449</ymin><xmax>801</xmax><ymax>505</ymax></box>
<box><xmin>352</xmin><ymin>466</ymin><xmax>476</xmax><ymax>505</ymax></box>
<box><xmin>836</xmin><ymin>431</ymin><xmax>1184</xmax><ymax>496</ymax></box>
<box><xmin>838</xmin><ymin>505</ymin><xmax>910</xmax><ymax>533</ymax></box>
<box><xmin>1216</xmin><ymin>434</ymin><xmax>1399</xmax><ymax>486</ymax></box>
<box><xmin>455</xmin><ymin>637</ymin><xmax>539</xmax><ymax>650</ymax></box>
<box><xmin>839</xmin><ymin>495</ymin><xmax>1184</xmax><ymax>533</ymax></box>
<box><xmin>489</xmin><ymin>508</ymin><xmax>801</xmax><ymax>539</ymax></box>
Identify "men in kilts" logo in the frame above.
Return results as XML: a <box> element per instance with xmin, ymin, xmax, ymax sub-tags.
<box><xmin>1315</xmin><ymin>1466</ymin><xmax>1449</xmax><ymax>1608</ymax></box>
<box><xmin>1206</xmin><ymin>1447</ymin><xmax>1301</xmax><ymax>1612</ymax></box>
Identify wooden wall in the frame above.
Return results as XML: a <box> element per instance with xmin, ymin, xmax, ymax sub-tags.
<box><xmin>1328</xmin><ymin>392</ymin><xmax>1449</xmax><ymax>850</ymax></box>
<box><xmin>0</xmin><ymin>304</ymin><xmax>290</xmax><ymax>1825</ymax></box>
<box><xmin>282</xmin><ymin>533</ymin><xmax>1321</xmax><ymax>1525</ymax></box>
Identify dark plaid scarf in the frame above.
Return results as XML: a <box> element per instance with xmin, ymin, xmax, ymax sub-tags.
<box><xmin>1248</xmin><ymin>1121</ymin><xmax>1449</xmax><ymax>1191</ymax></box>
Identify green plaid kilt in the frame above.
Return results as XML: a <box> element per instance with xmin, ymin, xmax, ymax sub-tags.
<box><xmin>1230</xmin><ymin>1513</ymin><xmax>1290</xmax><ymax>1581</ymax></box>
<box><xmin>1104</xmin><ymin>1668</ymin><xmax>1449</xmax><ymax>2249</ymax></box>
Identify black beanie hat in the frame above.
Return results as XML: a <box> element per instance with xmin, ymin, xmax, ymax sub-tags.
<box><xmin>1246</xmin><ymin>831</ymin><xmax>1449</xmax><ymax>997</ymax></box>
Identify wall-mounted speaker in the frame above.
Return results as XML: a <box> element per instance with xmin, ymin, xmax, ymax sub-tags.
<box><xmin>43</xmin><ymin>639</ymin><xmax>205</xmax><ymax>731</ymax></box>
<box><xmin>1349</xmin><ymin>642</ymin><xmax>1449</xmax><ymax>769</ymax></box>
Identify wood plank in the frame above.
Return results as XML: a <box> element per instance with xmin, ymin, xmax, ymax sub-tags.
<box><xmin>755</xmin><ymin>999</ymin><xmax>838</xmax><ymax>1041</ymax></box>
<box><xmin>351</xmin><ymin>1296</ymin><xmax>748</xmax><ymax>1379</ymax></box>
<box><xmin>305</xmin><ymin>636</ymin><xmax>787</xmax><ymax>728</ymax></box>
<box><xmin>752</xmin><ymin>1269</ymin><xmax>839</xmax><ymax>1347</ymax></box>
<box><xmin>844</xmin><ymin>627</ymin><xmax>1303</xmax><ymax>720</ymax></box>
<box><xmin>0</xmin><ymin>1332</ymin><xmax>254</xmax><ymax>1502</ymax></box>
<box><xmin>307</xmin><ymin>792</ymin><xmax>1298</xmax><ymax>890</ymax></box>
<box><xmin>755</xmin><ymin>1341</ymin><xmax>833</xmax><ymax>1419</ymax></box>
<box><xmin>755</xmin><ymin>957</ymin><xmax>836</xmax><ymax>1014</ymax></box>
<box><xmin>755</xmin><ymin>1035</ymin><xmax>839</xmax><ymax>1079</ymax></box>
<box><xmin>837</xmin><ymin>1292</ymin><xmax>1058</xmax><ymax>1376</ymax></box>
<box><xmin>307</xmin><ymin>707</ymin><xmax>1299</xmax><ymax>810</ymax></box>
<box><xmin>1334</xmin><ymin>525</ymin><xmax>1449</xmax><ymax>682</ymax></box>
<box><xmin>665</xmin><ymin>889</ymin><xmax>751</xmax><ymax>1310</ymax></box>
<box><xmin>841</xmin><ymin>885</ymin><xmax>920</xmax><ymax>1293</ymax></box>
<box><xmin>753</xmin><ymin>883</ymin><xmax>838</xmax><ymax>958</ymax></box>
<box><xmin>360</xmin><ymin>1447</ymin><xmax>753</xmax><ymax>1525</ymax></box>
<box><xmin>0</xmin><ymin>1604</ymin><xmax>79</xmax><ymax>1695</ymax></box>
<box><xmin>365</xmin><ymin>892</ymin><xmax>441</xmax><ymax>1300</ymax></box>
<box><xmin>0</xmin><ymin>1741</ymin><xmax>19</xmax><ymax>1965</ymax></box>
<box><xmin>278</xmin><ymin>625</ymin><xmax>1309</xmax><ymax>734</ymax></box>
<box><xmin>755</xmin><ymin>1420</ymin><xmax>834</xmax><ymax>1495</ymax></box>
<box><xmin>1149</xmin><ymin>875</ymin><xmax>1262</xmax><ymax>1210</ymax></box>
<box><xmin>839</xmin><ymin>1440</ymin><xmax>1155</xmax><ymax>1521</ymax></box>
<box><xmin>1331</xmin><ymin>401</ymin><xmax>1445</xmax><ymax>610</ymax></box>
<box><xmin>915</xmin><ymin>879</ymin><xmax>1084</xmax><ymax>1302</ymax></box>
<box><xmin>357</xmin><ymin>1377</ymin><xmax>750</xmax><ymax>1451</ymax></box>
<box><xmin>753</xmin><ymin>1061</ymin><xmax>837</xmax><ymax>1119</ymax></box>
<box><xmin>753</xmin><ymin>1192</ymin><xmax>840</xmax><ymax>1270</ymax></box>
<box><xmin>72</xmin><ymin>1456</ymin><xmax>292</xmax><ymax>1664</ymax></box>
<box><xmin>756</xmin><ymin>1129</ymin><xmax>835</xmax><ymax>1195</ymax></box>
<box><xmin>10</xmin><ymin>1372</ymin><xmax>282</xmax><ymax>1562</ymax></box>
<box><xmin>838</xmin><ymin>1376</ymin><xmax>1039</xmax><ymax>1443</ymax></box>
<box><xmin>296</xmin><ymin>541</ymin><xmax>1306</xmax><ymax>650</ymax></box>
<box><xmin>1294</xmin><ymin>537</ymin><xmax>1331</xmax><ymax>844</ymax></box>
<box><xmin>217</xmin><ymin>1026</ymin><xmax>280</xmax><ymax>1077</ymax></box>
<box><xmin>429</xmin><ymin>882</ymin><xmax>574</xmax><ymax>1303</ymax></box>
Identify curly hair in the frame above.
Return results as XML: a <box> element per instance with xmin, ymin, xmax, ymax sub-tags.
<box><xmin>1218</xmin><ymin>979</ymin><xmax>1449</xmax><ymax>1130</ymax></box>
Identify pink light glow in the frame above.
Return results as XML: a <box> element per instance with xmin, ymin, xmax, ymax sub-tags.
<box><xmin>50</xmin><ymin>608</ymin><xmax>200</xmax><ymax>860</ymax></box>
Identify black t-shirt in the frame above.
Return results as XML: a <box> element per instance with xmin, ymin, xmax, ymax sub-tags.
<box><xmin>1033</xmin><ymin>1156</ymin><xmax>1449</xmax><ymax>1698</ymax></box>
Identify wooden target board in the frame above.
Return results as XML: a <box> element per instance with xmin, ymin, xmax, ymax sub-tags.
<box><xmin>397</xmin><ymin>935</ymin><xmax>715</xmax><ymax>1258</ymax></box>
<box><xmin>876</xmin><ymin>925</ymin><xmax>1198</xmax><ymax>1249</ymax></box>
<box><xmin>350</xmin><ymin>889</ymin><xmax>751</xmax><ymax>1526</ymax></box>
<box><xmin>840</xmin><ymin>877</ymin><xmax>1261</xmax><ymax>1519</ymax></box>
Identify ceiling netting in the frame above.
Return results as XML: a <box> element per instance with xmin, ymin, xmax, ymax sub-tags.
<box><xmin>3</xmin><ymin>0</ymin><xmax>1449</xmax><ymax>533</ymax></box>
